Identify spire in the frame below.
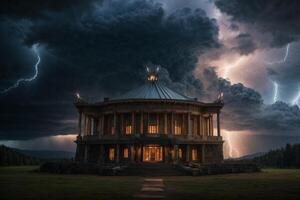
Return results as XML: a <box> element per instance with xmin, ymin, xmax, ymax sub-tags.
<box><xmin>146</xmin><ymin>64</ymin><xmax>160</xmax><ymax>82</ymax></box>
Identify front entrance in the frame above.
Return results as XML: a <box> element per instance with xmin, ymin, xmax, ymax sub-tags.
<box><xmin>143</xmin><ymin>145</ymin><xmax>163</xmax><ymax>162</ymax></box>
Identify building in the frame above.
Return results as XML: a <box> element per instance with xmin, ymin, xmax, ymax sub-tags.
<box><xmin>74</xmin><ymin>69</ymin><xmax>224</xmax><ymax>164</ymax></box>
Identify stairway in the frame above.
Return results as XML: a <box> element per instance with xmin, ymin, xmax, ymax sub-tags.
<box><xmin>120</xmin><ymin>163</ymin><xmax>186</xmax><ymax>176</ymax></box>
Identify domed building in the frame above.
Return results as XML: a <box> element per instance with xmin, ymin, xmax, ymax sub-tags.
<box><xmin>74</xmin><ymin>69</ymin><xmax>224</xmax><ymax>165</ymax></box>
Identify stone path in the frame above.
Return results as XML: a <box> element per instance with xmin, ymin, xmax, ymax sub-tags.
<box><xmin>134</xmin><ymin>178</ymin><xmax>166</xmax><ymax>199</ymax></box>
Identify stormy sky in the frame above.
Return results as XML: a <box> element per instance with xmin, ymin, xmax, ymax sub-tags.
<box><xmin>1</xmin><ymin>0</ymin><xmax>300</xmax><ymax>157</ymax></box>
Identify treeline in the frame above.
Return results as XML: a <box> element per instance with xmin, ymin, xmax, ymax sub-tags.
<box><xmin>254</xmin><ymin>143</ymin><xmax>300</xmax><ymax>168</ymax></box>
<box><xmin>0</xmin><ymin>145</ymin><xmax>40</xmax><ymax>166</ymax></box>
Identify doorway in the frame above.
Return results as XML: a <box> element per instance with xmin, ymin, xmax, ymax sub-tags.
<box><xmin>143</xmin><ymin>145</ymin><xmax>163</xmax><ymax>162</ymax></box>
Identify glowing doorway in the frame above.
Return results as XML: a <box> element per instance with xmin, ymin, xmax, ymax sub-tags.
<box><xmin>143</xmin><ymin>145</ymin><xmax>163</xmax><ymax>162</ymax></box>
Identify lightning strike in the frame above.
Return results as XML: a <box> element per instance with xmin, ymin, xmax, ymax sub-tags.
<box><xmin>1</xmin><ymin>44</ymin><xmax>41</xmax><ymax>94</ymax></box>
<box><xmin>223</xmin><ymin>131</ymin><xmax>240</xmax><ymax>158</ymax></box>
<box><xmin>292</xmin><ymin>89</ymin><xmax>300</xmax><ymax>106</ymax></box>
<box><xmin>272</xmin><ymin>81</ymin><xmax>279</xmax><ymax>103</ymax></box>
<box><xmin>266</xmin><ymin>43</ymin><xmax>290</xmax><ymax>65</ymax></box>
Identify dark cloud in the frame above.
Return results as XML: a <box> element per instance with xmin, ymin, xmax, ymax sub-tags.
<box><xmin>0</xmin><ymin>0</ymin><xmax>219</xmax><ymax>139</ymax></box>
<box><xmin>1</xmin><ymin>0</ymin><xmax>300</xmax><ymax>143</ymax></box>
<box><xmin>0</xmin><ymin>0</ymin><xmax>96</xmax><ymax>20</ymax></box>
<box><xmin>232</xmin><ymin>33</ymin><xmax>257</xmax><ymax>55</ymax></box>
<box><xmin>194</xmin><ymin>67</ymin><xmax>300</xmax><ymax>136</ymax></box>
<box><xmin>215</xmin><ymin>0</ymin><xmax>300</xmax><ymax>47</ymax></box>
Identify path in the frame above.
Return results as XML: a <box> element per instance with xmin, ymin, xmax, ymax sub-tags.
<box><xmin>134</xmin><ymin>178</ymin><xmax>166</xmax><ymax>199</ymax></box>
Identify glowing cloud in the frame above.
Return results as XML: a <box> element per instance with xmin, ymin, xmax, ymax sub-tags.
<box><xmin>1</xmin><ymin>44</ymin><xmax>41</xmax><ymax>94</ymax></box>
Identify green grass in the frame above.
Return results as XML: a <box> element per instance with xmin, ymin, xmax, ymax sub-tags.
<box><xmin>1</xmin><ymin>167</ymin><xmax>300</xmax><ymax>200</ymax></box>
<box><xmin>0</xmin><ymin>166</ymin><xmax>143</xmax><ymax>200</ymax></box>
<box><xmin>164</xmin><ymin>169</ymin><xmax>300</xmax><ymax>200</ymax></box>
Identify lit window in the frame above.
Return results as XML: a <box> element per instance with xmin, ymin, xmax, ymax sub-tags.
<box><xmin>174</xmin><ymin>120</ymin><xmax>182</xmax><ymax>135</ymax></box>
<box><xmin>178</xmin><ymin>148</ymin><xmax>183</xmax><ymax>159</ymax></box>
<box><xmin>148</xmin><ymin>125</ymin><xmax>158</xmax><ymax>134</ymax></box>
<box><xmin>148</xmin><ymin>114</ymin><xmax>158</xmax><ymax>134</ymax></box>
<box><xmin>109</xmin><ymin>148</ymin><xmax>115</xmax><ymax>161</ymax></box>
<box><xmin>125</xmin><ymin>125</ymin><xmax>132</xmax><ymax>135</ymax></box>
<box><xmin>123</xmin><ymin>148</ymin><xmax>129</xmax><ymax>158</ymax></box>
<box><xmin>192</xmin><ymin>148</ymin><xmax>197</xmax><ymax>161</ymax></box>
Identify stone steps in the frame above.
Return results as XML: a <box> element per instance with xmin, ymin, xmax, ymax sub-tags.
<box><xmin>120</xmin><ymin>163</ymin><xmax>186</xmax><ymax>176</ymax></box>
<box><xmin>134</xmin><ymin>178</ymin><xmax>166</xmax><ymax>199</ymax></box>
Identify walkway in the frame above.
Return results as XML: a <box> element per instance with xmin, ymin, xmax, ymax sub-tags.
<box><xmin>134</xmin><ymin>178</ymin><xmax>166</xmax><ymax>199</ymax></box>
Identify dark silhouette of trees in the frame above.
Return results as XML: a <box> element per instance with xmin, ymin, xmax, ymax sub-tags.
<box><xmin>0</xmin><ymin>145</ymin><xmax>40</xmax><ymax>166</ymax></box>
<box><xmin>254</xmin><ymin>143</ymin><xmax>300</xmax><ymax>168</ymax></box>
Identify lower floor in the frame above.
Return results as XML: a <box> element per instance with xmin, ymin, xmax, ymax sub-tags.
<box><xmin>75</xmin><ymin>143</ymin><xmax>223</xmax><ymax>164</ymax></box>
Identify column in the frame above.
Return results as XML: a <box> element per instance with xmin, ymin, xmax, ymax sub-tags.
<box><xmin>146</xmin><ymin>112</ymin><xmax>149</xmax><ymax>134</ymax></box>
<box><xmin>198</xmin><ymin>115</ymin><xmax>201</xmax><ymax>136</ymax></box>
<box><xmin>132</xmin><ymin>112</ymin><xmax>135</xmax><ymax>135</ymax></box>
<box><xmin>85</xmin><ymin>116</ymin><xmax>89</xmax><ymax>135</ymax></box>
<box><xmin>174</xmin><ymin>145</ymin><xmax>179</xmax><ymax>164</ymax></box>
<box><xmin>217</xmin><ymin>112</ymin><xmax>221</xmax><ymax>137</ymax></box>
<box><xmin>164</xmin><ymin>113</ymin><xmax>167</xmax><ymax>134</ymax></box>
<box><xmin>120</xmin><ymin>113</ymin><xmax>124</xmax><ymax>134</ymax></box>
<box><xmin>201</xmin><ymin>144</ymin><xmax>205</xmax><ymax>163</ymax></box>
<box><xmin>187</xmin><ymin>112</ymin><xmax>191</xmax><ymax>136</ymax></box>
<box><xmin>113</xmin><ymin>112</ymin><xmax>117</xmax><ymax>135</ymax></box>
<box><xmin>164</xmin><ymin>146</ymin><xmax>169</xmax><ymax>163</ymax></box>
<box><xmin>170</xmin><ymin>112</ymin><xmax>174</xmax><ymax>135</ymax></box>
<box><xmin>130</xmin><ymin>145</ymin><xmax>135</xmax><ymax>162</ymax></box>
<box><xmin>140</xmin><ymin>145</ymin><xmax>143</xmax><ymax>162</ymax></box>
<box><xmin>100</xmin><ymin>115</ymin><xmax>104</xmax><ymax>136</ymax></box>
<box><xmin>186</xmin><ymin>145</ymin><xmax>190</xmax><ymax>162</ymax></box>
<box><xmin>91</xmin><ymin>117</ymin><xmax>94</xmax><ymax>135</ymax></box>
<box><xmin>116</xmin><ymin>144</ymin><xmax>120</xmax><ymax>164</ymax></box>
<box><xmin>210</xmin><ymin>115</ymin><xmax>213</xmax><ymax>136</ymax></box>
<box><xmin>83</xmin><ymin>114</ymin><xmax>86</xmax><ymax>136</ymax></box>
<box><xmin>84</xmin><ymin>145</ymin><xmax>88</xmax><ymax>163</ymax></box>
<box><xmin>140</xmin><ymin>112</ymin><xmax>143</xmax><ymax>134</ymax></box>
<box><xmin>78</xmin><ymin>112</ymin><xmax>82</xmax><ymax>136</ymax></box>
<box><xmin>202</xmin><ymin>116</ymin><xmax>205</xmax><ymax>136</ymax></box>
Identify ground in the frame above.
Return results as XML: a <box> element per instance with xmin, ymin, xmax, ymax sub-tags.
<box><xmin>0</xmin><ymin>166</ymin><xmax>300</xmax><ymax>200</ymax></box>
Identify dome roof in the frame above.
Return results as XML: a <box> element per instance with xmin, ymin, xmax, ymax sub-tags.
<box><xmin>115</xmin><ymin>81</ymin><xmax>193</xmax><ymax>100</ymax></box>
<box><xmin>114</xmin><ymin>68</ymin><xmax>195</xmax><ymax>101</ymax></box>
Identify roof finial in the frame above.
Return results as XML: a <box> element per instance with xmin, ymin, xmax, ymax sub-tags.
<box><xmin>145</xmin><ymin>64</ymin><xmax>160</xmax><ymax>82</ymax></box>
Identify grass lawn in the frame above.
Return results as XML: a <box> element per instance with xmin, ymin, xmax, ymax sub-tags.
<box><xmin>164</xmin><ymin>169</ymin><xmax>300</xmax><ymax>200</ymax></box>
<box><xmin>0</xmin><ymin>166</ymin><xmax>143</xmax><ymax>200</ymax></box>
<box><xmin>0</xmin><ymin>166</ymin><xmax>300</xmax><ymax>200</ymax></box>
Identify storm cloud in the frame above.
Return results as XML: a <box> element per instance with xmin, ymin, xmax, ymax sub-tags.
<box><xmin>1</xmin><ymin>0</ymin><xmax>300</xmax><ymax>143</ymax></box>
<box><xmin>0</xmin><ymin>0</ymin><xmax>219</xmax><ymax>139</ymax></box>
<box><xmin>215</xmin><ymin>0</ymin><xmax>300</xmax><ymax>48</ymax></box>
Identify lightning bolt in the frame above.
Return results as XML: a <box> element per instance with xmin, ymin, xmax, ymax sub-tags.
<box><xmin>1</xmin><ymin>44</ymin><xmax>41</xmax><ymax>94</ymax></box>
<box><xmin>266</xmin><ymin>43</ymin><xmax>290</xmax><ymax>65</ymax></box>
<box><xmin>272</xmin><ymin>81</ymin><xmax>279</xmax><ymax>103</ymax></box>
<box><xmin>292</xmin><ymin>89</ymin><xmax>300</xmax><ymax>106</ymax></box>
<box><xmin>223</xmin><ymin>131</ymin><xmax>240</xmax><ymax>158</ymax></box>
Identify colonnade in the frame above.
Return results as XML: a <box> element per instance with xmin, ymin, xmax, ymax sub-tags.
<box><xmin>78</xmin><ymin>112</ymin><xmax>221</xmax><ymax>137</ymax></box>
<box><xmin>82</xmin><ymin>143</ymin><xmax>211</xmax><ymax>164</ymax></box>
